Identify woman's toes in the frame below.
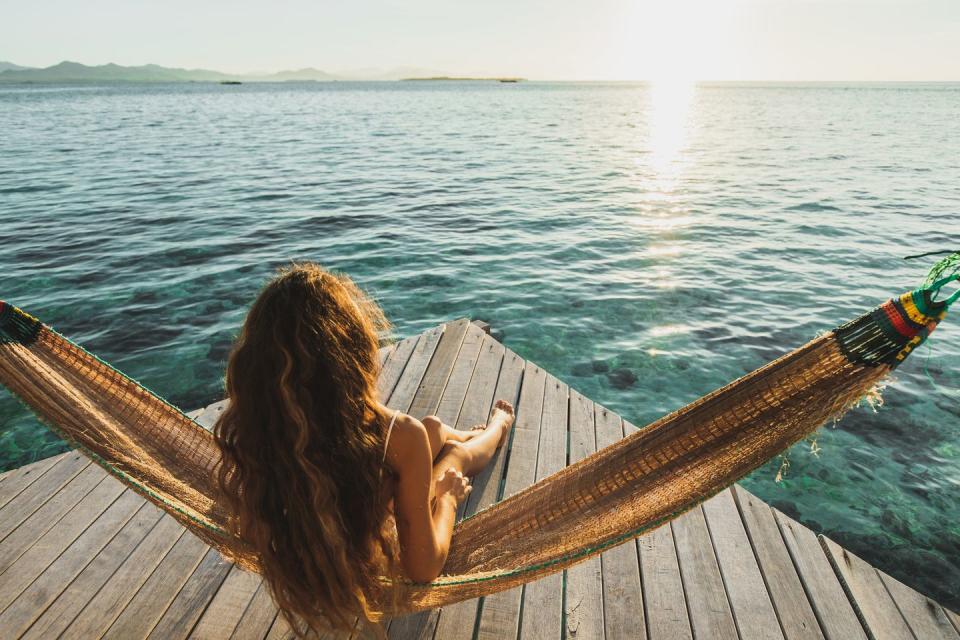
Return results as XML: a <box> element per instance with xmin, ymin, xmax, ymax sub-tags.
<box><xmin>494</xmin><ymin>399</ymin><xmax>513</xmax><ymax>414</ymax></box>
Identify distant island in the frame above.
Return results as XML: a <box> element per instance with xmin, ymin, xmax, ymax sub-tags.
<box><xmin>401</xmin><ymin>76</ymin><xmax>525</xmax><ymax>83</ymax></box>
<box><xmin>0</xmin><ymin>61</ymin><xmax>488</xmax><ymax>84</ymax></box>
<box><xmin>0</xmin><ymin>61</ymin><xmax>337</xmax><ymax>84</ymax></box>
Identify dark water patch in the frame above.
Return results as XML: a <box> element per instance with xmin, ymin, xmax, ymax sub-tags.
<box><xmin>206</xmin><ymin>334</ymin><xmax>235</xmax><ymax>364</ymax></box>
<box><xmin>606</xmin><ymin>367</ymin><xmax>637</xmax><ymax>389</ymax></box>
<box><xmin>842</xmin><ymin>411</ymin><xmax>943</xmax><ymax>452</ymax></box>
<box><xmin>0</xmin><ymin>182</ymin><xmax>69</xmax><ymax>194</ymax></box>
<box><xmin>403</xmin><ymin>200</ymin><xmax>472</xmax><ymax>214</ymax></box>
<box><xmin>61</xmin><ymin>268</ymin><xmax>111</xmax><ymax>288</ymax></box>
<box><xmin>158</xmin><ymin>246</ymin><xmax>221</xmax><ymax>268</ymax></box>
<box><xmin>285</xmin><ymin>212</ymin><xmax>389</xmax><ymax>233</ymax></box>
<box><xmin>240</xmin><ymin>192</ymin><xmax>297</xmax><ymax>202</ymax></box>
<box><xmin>571</xmin><ymin>359</ymin><xmax>611</xmax><ymax>377</ymax></box>
<box><xmin>90</xmin><ymin>322</ymin><xmax>184</xmax><ymax>353</ymax></box>
<box><xmin>792</xmin><ymin>222</ymin><xmax>857</xmax><ymax>237</ymax></box>
<box><xmin>784</xmin><ymin>201</ymin><xmax>842</xmax><ymax>212</ymax></box>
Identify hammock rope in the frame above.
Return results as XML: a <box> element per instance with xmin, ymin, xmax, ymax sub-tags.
<box><xmin>0</xmin><ymin>263</ymin><xmax>954</xmax><ymax>614</ymax></box>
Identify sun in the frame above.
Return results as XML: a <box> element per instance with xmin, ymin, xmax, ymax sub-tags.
<box><xmin>626</xmin><ymin>0</ymin><xmax>732</xmax><ymax>83</ymax></box>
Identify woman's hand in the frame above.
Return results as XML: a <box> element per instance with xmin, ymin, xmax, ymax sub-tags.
<box><xmin>435</xmin><ymin>467</ymin><xmax>471</xmax><ymax>504</ymax></box>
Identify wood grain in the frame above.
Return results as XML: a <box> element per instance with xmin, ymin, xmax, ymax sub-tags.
<box><xmin>773</xmin><ymin>510</ymin><xmax>867</xmax><ymax>640</ymax></box>
<box><xmin>732</xmin><ymin>486</ymin><xmax>824</xmax><ymax>640</ymax></box>
<box><xmin>819</xmin><ymin>536</ymin><xmax>913</xmax><ymax>640</ymax></box>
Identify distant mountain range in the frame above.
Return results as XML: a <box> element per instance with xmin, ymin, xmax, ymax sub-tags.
<box><xmin>0</xmin><ymin>61</ymin><xmax>450</xmax><ymax>83</ymax></box>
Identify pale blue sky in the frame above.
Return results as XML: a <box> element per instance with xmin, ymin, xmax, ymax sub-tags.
<box><xmin>3</xmin><ymin>0</ymin><xmax>958</xmax><ymax>80</ymax></box>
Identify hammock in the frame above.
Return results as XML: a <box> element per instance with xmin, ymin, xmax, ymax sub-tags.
<box><xmin>0</xmin><ymin>274</ymin><xmax>956</xmax><ymax>615</ymax></box>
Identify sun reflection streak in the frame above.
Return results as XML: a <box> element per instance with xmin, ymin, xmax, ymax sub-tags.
<box><xmin>649</xmin><ymin>324</ymin><xmax>691</xmax><ymax>337</ymax></box>
<box><xmin>629</xmin><ymin>80</ymin><xmax>698</xmax><ymax>284</ymax></box>
<box><xmin>645</xmin><ymin>244</ymin><xmax>683</xmax><ymax>257</ymax></box>
<box><xmin>646</xmin><ymin>80</ymin><xmax>695</xmax><ymax>187</ymax></box>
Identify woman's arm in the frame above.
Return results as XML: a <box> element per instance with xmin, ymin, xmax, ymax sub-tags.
<box><xmin>387</xmin><ymin>416</ymin><xmax>470</xmax><ymax>582</ymax></box>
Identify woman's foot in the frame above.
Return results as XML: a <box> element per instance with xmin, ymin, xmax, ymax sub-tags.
<box><xmin>470</xmin><ymin>400</ymin><xmax>515</xmax><ymax>448</ymax></box>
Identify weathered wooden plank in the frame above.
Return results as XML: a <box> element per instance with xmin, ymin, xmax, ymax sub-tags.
<box><xmin>190</xmin><ymin>565</ymin><xmax>264</xmax><ymax>639</ymax></box>
<box><xmin>265</xmin><ymin>612</ymin><xmax>362</xmax><ymax>639</ymax></box>
<box><xmin>819</xmin><ymin>536</ymin><xmax>913</xmax><ymax>640</ymax></box>
<box><xmin>385</xmin><ymin>325</ymin><xmax>445</xmax><ymax>409</ymax></box>
<box><xmin>0</xmin><ymin>473</ymin><xmax>126</xmax><ymax>611</ymax></box>
<box><xmin>22</xmin><ymin>502</ymin><xmax>164</xmax><ymax>639</ymax></box>
<box><xmin>0</xmin><ymin>453</ymin><xmax>65</xmax><ymax>511</ymax></box>
<box><xmin>475</xmin><ymin>361</ymin><xmax>547</xmax><ymax>640</ymax></box>
<box><xmin>773</xmin><ymin>511</ymin><xmax>867</xmax><ymax>640</ymax></box>
<box><xmin>0</xmin><ymin>460</ymin><xmax>103</xmax><ymax>573</ymax></box>
<box><xmin>434</xmin><ymin>322</ymin><xmax>487</xmax><ymax>422</ymax></box>
<box><xmin>229</xmin><ymin>580</ymin><xmax>280</xmax><ymax>640</ymax></box>
<box><xmin>265</xmin><ymin>614</ymin><xmax>294</xmax><ymax>640</ymax></box>
<box><xmin>378</xmin><ymin>334</ymin><xmax>419</xmax><ymax>402</ymax></box>
<box><xmin>564</xmin><ymin>389</ymin><xmax>604</xmax><ymax>640</ymax></box>
<box><xmin>701</xmin><ymin>489</ymin><xmax>784</xmax><ymax>640</ymax></box>
<box><xmin>387</xmin><ymin>322</ymin><xmax>487</xmax><ymax>640</ymax></box>
<box><xmin>518</xmin><ymin>374</ymin><xmax>569</xmax><ymax>640</ymax></box>
<box><xmin>102</xmin><ymin>529</ymin><xmax>210</xmax><ymax>639</ymax></box>
<box><xmin>638</xmin><ymin>521</ymin><xmax>693</xmax><ymax>640</ymax></box>
<box><xmin>385</xmin><ymin>606</ymin><xmax>437</xmax><ymax>639</ymax></box>
<box><xmin>63</xmin><ymin>515</ymin><xmax>187</xmax><ymax>637</ymax></box>
<box><xmin>594</xmin><ymin>405</ymin><xmax>645</xmax><ymax>640</ymax></box>
<box><xmin>878</xmin><ymin>570</ymin><xmax>960</xmax><ymax>640</ymax></box>
<box><xmin>946</xmin><ymin>608</ymin><xmax>960</xmax><ymax>635</ymax></box>
<box><xmin>0</xmin><ymin>452</ymin><xmax>89</xmax><ymax>542</ymax></box>
<box><xmin>471</xmin><ymin>319</ymin><xmax>491</xmax><ymax>334</ymax></box>
<box><xmin>379</xmin><ymin>342</ymin><xmax>396</xmax><ymax>367</ymax></box>
<box><xmin>406</xmin><ymin>318</ymin><xmax>470</xmax><ymax>420</ymax></box>
<box><xmin>731</xmin><ymin>486</ymin><xmax>824</xmax><ymax>640</ymax></box>
<box><xmin>431</xmin><ymin>341</ymin><xmax>524</xmax><ymax>640</ymax></box>
<box><xmin>265</xmin><ymin>613</ymin><xmax>306</xmax><ymax>640</ymax></box>
<box><xmin>147</xmin><ymin>548</ymin><xmax>234</xmax><ymax>640</ymax></box>
<box><xmin>196</xmin><ymin>399</ymin><xmax>230</xmax><ymax>430</ymax></box>
<box><xmin>0</xmin><ymin>489</ymin><xmax>144</xmax><ymax>637</ymax></box>
<box><xmin>457</xmin><ymin>340</ymin><xmax>515</xmax><ymax>517</ymax></box>
<box><xmin>671</xmin><ymin>506</ymin><xmax>738</xmax><ymax>640</ymax></box>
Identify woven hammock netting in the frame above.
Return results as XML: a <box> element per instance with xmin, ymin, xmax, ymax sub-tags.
<box><xmin>0</xmin><ymin>276</ymin><xmax>955</xmax><ymax>614</ymax></box>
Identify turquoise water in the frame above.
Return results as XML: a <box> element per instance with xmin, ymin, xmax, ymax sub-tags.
<box><xmin>1</xmin><ymin>81</ymin><xmax>958</xmax><ymax>608</ymax></box>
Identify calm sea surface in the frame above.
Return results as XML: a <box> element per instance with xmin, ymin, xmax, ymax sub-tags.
<box><xmin>1</xmin><ymin>81</ymin><xmax>958</xmax><ymax>607</ymax></box>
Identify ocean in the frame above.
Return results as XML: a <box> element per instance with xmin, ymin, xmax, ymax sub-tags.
<box><xmin>1</xmin><ymin>80</ymin><xmax>958</xmax><ymax>608</ymax></box>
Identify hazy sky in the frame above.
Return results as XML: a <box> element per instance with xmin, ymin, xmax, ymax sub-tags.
<box><xmin>3</xmin><ymin>0</ymin><xmax>959</xmax><ymax>80</ymax></box>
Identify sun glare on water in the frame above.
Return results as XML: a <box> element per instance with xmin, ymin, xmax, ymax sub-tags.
<box><xmin>647</xmin><ymin>79</ymin><xmax>695</xmax><ymax>181</ymax></box>
<box><xmin>630</xmin><ymin>2</ymin><xmax>703</xmax><ymax>287</ymax></box>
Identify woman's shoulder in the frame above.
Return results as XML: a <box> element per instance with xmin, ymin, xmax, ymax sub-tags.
<box><xmin>381</xmin><ymin>410</ymin><xmax>431</xmax><ymax>469</ymax></box>
<box><xmin>388</xmin><ymin>411</ymin><xmax>428</xmax><ymax>446</ymax></box>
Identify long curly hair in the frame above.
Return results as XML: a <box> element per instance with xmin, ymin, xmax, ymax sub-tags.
<box><xmin>214</xmin><ymin>263</ymin><xmax>399</xmax><ymax>634</ymax></box>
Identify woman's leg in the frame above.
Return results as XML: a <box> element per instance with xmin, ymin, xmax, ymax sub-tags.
<box><xmin>429</xmin><ymin>401</ymin><xmax>514</xmax><ymax>478</ymax></box>
<box><xmin>420</xmin><ymin>415</ymin><xmax>456</xmax><ymax>462</ymax></box>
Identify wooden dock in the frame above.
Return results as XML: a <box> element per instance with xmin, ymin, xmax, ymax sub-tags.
<box><xmin>0</xmin><ymin>318</ymin><xmax>957</xmax><ymax>639</ymax></box>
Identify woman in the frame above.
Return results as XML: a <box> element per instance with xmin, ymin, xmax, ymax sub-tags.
<box><xmin>213</xmin><ymin>263</ymin><xmax>514</xmax><ymax>635</ymax></box>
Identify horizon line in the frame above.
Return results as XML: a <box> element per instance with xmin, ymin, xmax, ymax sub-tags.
<box><xmin>2</xmin><ymin>61</ymin><xmax>958</xmax><ymax>84</ymax></box>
